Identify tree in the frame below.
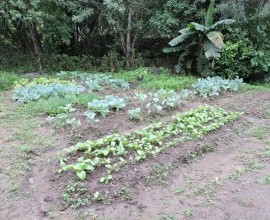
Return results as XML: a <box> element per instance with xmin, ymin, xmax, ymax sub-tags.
<box><xmin>164</xmin><ymin>0</ymin><xmax>235</xmax><ymax>75</ymax></box>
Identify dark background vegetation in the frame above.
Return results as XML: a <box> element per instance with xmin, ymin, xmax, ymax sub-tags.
<box><xmin>0</xmin><ymin>0</ymin><xmax>270</xmax><ymax>82</ymax></box>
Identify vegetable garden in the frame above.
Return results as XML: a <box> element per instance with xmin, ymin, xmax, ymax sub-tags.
<box><xmin>4</xmin><ymin>67</ymin><xmax>270</xmax><ymax>219</ymax></box>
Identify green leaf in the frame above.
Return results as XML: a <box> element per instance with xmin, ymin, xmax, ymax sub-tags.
<box><xmin>162</xmin><ymin>47</ymin><xmax>181</xmax><ymax>53</ymax></box>
<box><xmin>169</xmin><ymin>32</ymin><xmax>192</xmax><ymax>46</ymax></box>
<box><xmin>207</xmin><ymin>31</ymin><xmax>224</xmax><ymax>49</ymax></box>
<box><xmin>188</xmin><ymin>22</ymin><xmax>207</xmax><ymax>32</ymax></box>
<box><xmin>77</xmin><ymin>170</ymin><xmax>87</xmax><ymax>180</ymax></box>
<box><xmin>203</xmin><ymin>41</ymin><xmax>221</xmax><ymax>59</ymax></box>
<box><xmin>210</xmin><ymin>19</ymin><xmax>235</xmax><ymax>30</ymax></box>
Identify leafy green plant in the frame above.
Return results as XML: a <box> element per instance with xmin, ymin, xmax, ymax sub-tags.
<box><xmin>192</xmin><ymin>76</ymin><xmax>243</xmax><ymax>98</ymax></box>
<box><xmin>47</xmin><ymin>113</ymin><xmax>80</xmax><ymax>128</ymax></box>
<box><xmin>13</xmin><ymin>84</ymin><xmax>85</xmax><ymax>103</ymax></box>
<box><xmin>84</xmin><ymin>74</ymin><xmax>129</xmax><ymax>91</ymax></box>
<box><xmin>146</xmin><ymin>89</ymin><xmax>181</xmax><ymax>115</ymax></box>
<box><xmin>84</xmin><ymin>111</ymin><xmax>98</xmax><ymax>122</ymax></box>
<box><xmin>164</xmin><ymin>0</ymin><xmax>235</xmax><ymax>75</ymax></box>
<box><xmin>127</xmin><ymin>108</ymin><xmax>141</xmax><ymax>121</ymax></box>
<box><xmin>87</xmin><ymin>95</ymin><xmax>126</xmax><ymax>117</ymax></box>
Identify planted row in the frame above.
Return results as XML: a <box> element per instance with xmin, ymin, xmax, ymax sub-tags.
<box><xmin>58</xmin><ymin>105</ymin><xmax>241</xmax><ymax>182</ymax></box>
<box><xmin>13</xmin><ymin>83</ymin><xmax>85</xmax><ymax>103</ymax></box>
<box><xmin>192</xmin><ymin>76</ymin><xmax>243</xmax><ymax>98</ymax></box>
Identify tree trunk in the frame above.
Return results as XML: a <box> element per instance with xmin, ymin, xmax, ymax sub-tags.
<box><xmin>25</xmin><ymin>0</ymin><xmax>42</xmax><ymax>70</ymax></box>
<box><xmin>126</xmin><ymin>6</ymin><xmax>132</xmax><ymax>69</ymax></box>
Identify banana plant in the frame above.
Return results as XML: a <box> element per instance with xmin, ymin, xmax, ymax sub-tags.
<box><xmin>163</xmin><ymin>0</ymin><xmax>235</xmax><ymax>75</ymax></box>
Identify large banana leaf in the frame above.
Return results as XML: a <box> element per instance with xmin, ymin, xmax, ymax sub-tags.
<box><xmin>209</xmin><ymin>19</ymin><xmax>235</xmax><ymax>30</ymax></box>
<box><xmin>207</xmin><ymin>31</ymin><xmax>224</xmax><ymax>49</ymax></box>
<box><xmin>188</xmin><ymin>22</ymin><xmax>207</xmax><ymax>32</ymax></box>
<box><xmin>162</xmin><ymin>47</ymin><xmax>181</xmax><ymax>53</ymax></box>
<box><xmin>169</xmin><ymin>32</ymin><xmax>192</xmax><ymax>46</ymax></box>
<box><xmin>203</xmin><ymin>40</ymin><xmax>221</xmax><ymax>59</ymax></box>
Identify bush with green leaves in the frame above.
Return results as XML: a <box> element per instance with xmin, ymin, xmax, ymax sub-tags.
<box><xmin>192</xmin><ymin>76</ymin><xmax>243</xmax><ymax>98</ymax></box>
<box><xmin>12</xmin><ymin>84</ymin><xmax>85</xmax><ymax>103</ymax></box>
<box><xmin>87</xmin><ymin>95</ymin><xmax>126</xmax><ymax>118</ymax></box>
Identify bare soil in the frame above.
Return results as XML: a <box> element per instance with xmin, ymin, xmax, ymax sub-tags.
<box><xmin>0</xmin><ymin>89</ymin><xmax>270</xmax><ymax>220</ymax></box>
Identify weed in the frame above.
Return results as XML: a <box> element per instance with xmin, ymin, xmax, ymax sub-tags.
<box><xmin>246</xmin><ymin>161</ymin><xmax>263</xmax><ymax>170</ymax></box>
<box><xmin>183</xmin><ymin>209</ymin><xmax>194</xmax><ymax>218</ymax></box>
<box><xmin>113</xmin><ymin>68</ymin><xmax>197</xmax><ymax>90</ymax></box>
<box><xmin>241</xmin><ymin>83</ymin><xmax>270</xmax><ymax>92</ymax></box>
<box><xmin>119</xmin><ymin>187</ymin><xmax>133</xmax><ymax>201</ymax></box>
<box><xmin>234</xmin><ymin>120</ymin><xmax>252</xmax><ymax>137</ymax></box>
<box><xmin>62</xmin><ymin>181</ymin><xmax>88</xmax><ymax>208</ymax></box>
<box><xmin>76</xmin><ymin>210</ymin><xmax>91</xmax><ymax>220</ymax></box>
<box><xmin>161</xmin><ymin>214</ymin><xmax>176</xmax><ymax>220</ymax></box>
<box><xmin>145</xmin><ymin>163</ymin><xmax>173</xmax><ymax>186</ymax></box>
<box><xmin>252</xmin><ymin>125</ymin><xmax>270</xmax><ymax>140</ymax></box>
<box><xmin>0</xmin><ymin>72</ymin><xmax>19</xmax><ymax>91</ymax></box>
<box><xmin>91</xmin><ymin>191</ymin><xmax>111</xmax><ymax>204</ymax></box>
<box><xmin>257</xmin><ymin>175</ymin><xmax>270</xmax><ymax>185</ymax></box>
<box><xmin>175</xmin><ymin>187</ymin><xmax>185</xmax><ymax>195</ymax></box>
<box><xmin>228</xmin><ymin>168</ymin><xmax>247</xmax><ymax>180</ymax></box>
<box><xmin>262</xmin><ymin>148</ymin><xmax>270</xmax><ymax>158</ymax></box>
<box><xmin>8</xmin><ymin>182</ymin><xmax>19</xmax><ymax>196</ymax></box>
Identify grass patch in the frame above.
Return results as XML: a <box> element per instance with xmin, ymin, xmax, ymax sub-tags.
<box><xmin>251</xmin><ymin>125</ymin><xmax>270</xmax><ymax>140</ymax></box>
<box><xmin>228</xmin><ymin>167</ymin><xmax>247</xmax><ymax>180</ymax></box>
<box><xmin>20</xmin><ymin>92</ymin><xmax>99</xmax><ymax>115</ymax></box>
<box><xmin>257</xmin><ymin>175</ymin><xmax>270</xmax><ymax>185</ymax></box>
<box><xmin>112</xmin><ymin>68</ymin><xmax>197</xmax><ymax>90</ymax></box>
<box><xmin>145</xmin><ymin>163</ymin><xmax>173</xmax><ymax>186</ymax></box>
<box><xmin>241</xmin><ymin>83</ymin><xmax>270</xmax><ymax>92</ymax></box>
<box><xmin>62</xmin><ymin>181</ymin><xmax>89</xmax><ymax>209</ymax></box>
<box><xmin>0</xmin><ymin>72</ymin><xmax>20</xmax><ymax>91</ymax></box>
<box><xmin>183</xmin><ymin>209</ymin><xmax>194</xmax><ymax>218</ymax></box>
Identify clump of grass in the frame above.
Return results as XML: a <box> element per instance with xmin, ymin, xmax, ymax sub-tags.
<box><xmin>113</xmin><ymin>68</ymin><xmax>197</xmax><ymax>90</ymax></box>
<box><xmin>241</xmin><ymin>83</ymin><xmax>270</xmax><ymax>92</ymax></box>
<box><xmin>228</xmin><ymin>167</ymin><xmax>247</xmax><ymax>180</ymax></box>
<box><xmin>183</xmin><ymin>209</ymin><xmax>194</xmax><ymax>218</ymax></box>
<box><xmin>0</xmin><ymin>72</ymin><xmax>20</xmax><ymax>91</ymax></box>
<box><xmin>144</xmin><ymin>163</ymin><xmax>173</xmax><ymax>186</ymax></box>
<box><xmin>252</xmin><ymin>125</ymin><xmax>270</xmax><ymax>140</ymax></box>
<box><xmin>62</xmin><ymin>181</ymin><xmax>89</xmax><ymax>209</ymax></box>
<box><xmin>257</xmin><ymin>175</ymin><xmax>270</xmax><ymax>185</ymax></box>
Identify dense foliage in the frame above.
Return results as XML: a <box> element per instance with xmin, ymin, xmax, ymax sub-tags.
<box><xmin>0</xmin><ymin>0</ymin><xmax>269</xmax><ymax>81</ymax></box>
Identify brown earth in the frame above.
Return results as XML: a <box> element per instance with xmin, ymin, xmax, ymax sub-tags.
<box><xmin>0</xmin><ymin>89</ymin><xmax>270</xmax><ymax>220</ymax></box>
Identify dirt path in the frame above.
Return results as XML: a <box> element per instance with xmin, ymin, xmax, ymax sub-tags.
<box><xmin>0</xmin><ymin>90</ymin><xmax>269</xmax><ymax>220</ymax></box>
